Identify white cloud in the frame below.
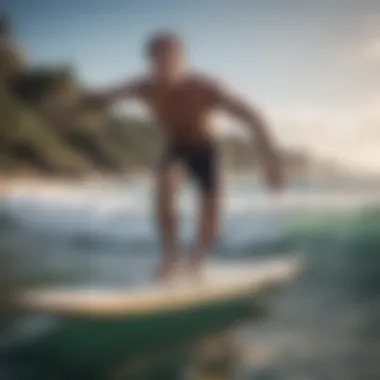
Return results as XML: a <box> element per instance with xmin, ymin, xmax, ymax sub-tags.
<box><xmin>363</xmin><ymin>11</ymin><xmax>380</xmax><ymax>37</ymax></box>
<box><xmin>350</xmin><ymin>12</ymin><xmax>380</xmax><ymax>63</ymax></box>
<box><xmin>212</xmin><ymin>96</ymin><xmax>380</xmax><ymax>174</ymax></box>
<box><xmin>359</xmin><ymin>37</ymin><xmax>380</xmax><ymax>62</ymax></box>
<box><xmin>269</xmin><ymin>97</ymin><xmax>380</xmax><ymax>174</ymax></box>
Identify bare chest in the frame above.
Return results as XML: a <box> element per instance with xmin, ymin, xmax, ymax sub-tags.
<box><xmin>146</xmin><ymin>84</ymin><xmax>210</xmax><ymax>125</ymax></box>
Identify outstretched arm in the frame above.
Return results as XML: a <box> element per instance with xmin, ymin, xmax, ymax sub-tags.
<box><xmin>51</xmin><ymin>78</ymin><xmax>148</xmax><ymax>128</ymax></box>
<box><xmin>206</xmin><ymin>80</ymin><xmax>283</xmax><ymax>189</ymax></box>
<box><xmin>78</xmin><ymin>78</ymin><xmax>148</xmax><ymax>114</ymax></box>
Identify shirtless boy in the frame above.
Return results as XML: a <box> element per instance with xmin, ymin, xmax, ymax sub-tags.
<box><xmin>66</xmin><ymin>31</ymin><xmax>284</xmax><ymax>280</ymax></box>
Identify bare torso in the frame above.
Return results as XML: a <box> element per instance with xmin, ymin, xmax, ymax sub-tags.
<box><xmin>139</xmin><ymin>74</ymin><xmax>218</xmax><ymax>146</ymax></box>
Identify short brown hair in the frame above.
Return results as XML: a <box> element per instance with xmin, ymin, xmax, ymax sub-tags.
<box><xmin>145</xmin><ymin>31</ymin><xmax>182</xmax><ymax>57</ymax></box>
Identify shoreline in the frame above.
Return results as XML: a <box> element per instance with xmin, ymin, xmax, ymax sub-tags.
<box><xmin>0</xmin><ymin>170</ymin><xmax>372</xmax><ymax>197</ymax></box>
<box><xmin>0</xmin><ymin>172</ymin><xmax>136</xmax><ymax>196</ymax></box>
<box><xmin>0</xmin><ymin>169</ymin><xmax>261</xmax><ymax>187</ymax></box>
<box><xmin>0</xmin><ymin>171</ymin><xmax>261</xmax><ymax>199</ymax></box>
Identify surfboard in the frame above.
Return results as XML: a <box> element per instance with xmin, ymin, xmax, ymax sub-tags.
<box><xmin>13</xmin><ymin>258</ymin><xmax>301</xmax><ymax>380</ymax></box>
<box><xmin>17</xmin><ymin>258</ymin><xmax>301</xmax><ymax>318</ymax></box>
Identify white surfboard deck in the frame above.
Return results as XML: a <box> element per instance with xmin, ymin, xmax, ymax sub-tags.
<box><xmin>18</xmin><ymin>258</ymin><xmax>301</xmax><ymax>318</ymax></box>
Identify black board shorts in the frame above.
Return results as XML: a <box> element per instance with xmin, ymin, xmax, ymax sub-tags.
<box><xmin>159</xmin><ymin>141</ymin><xmax>219</xmax><ymax>193</ymax></box>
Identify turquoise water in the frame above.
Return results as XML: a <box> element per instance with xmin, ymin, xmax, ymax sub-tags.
<box><xmin>0</xmin><ymin>179</ymin><xmax>380</xmax><ymax>379</ymax></box>
<box><xmin>239</xmin><ymin>205</ymin><xmax>380</xmax><ymax>380</ymax></box>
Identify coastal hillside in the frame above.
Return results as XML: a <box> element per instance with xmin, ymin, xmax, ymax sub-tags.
<box><xmin>0</xmin><ymin>65</ymin><xmax>309</xmax><ymax>177</ymax></box>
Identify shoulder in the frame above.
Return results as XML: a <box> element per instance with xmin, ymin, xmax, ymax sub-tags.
<box><xmin>187</xmin><ymin>71</ymin><xmax>223</xmax><ymax>92</ymax></box>
<box><xmin>186</xmin><ymin>71</ymin><xmax>228</xmax><ymax>104</ymax></box>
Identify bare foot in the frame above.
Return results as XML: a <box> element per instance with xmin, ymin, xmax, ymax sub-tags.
<box><xmin>188</xmin><ymin>254</ymin><xmax>205</xmax><ymax>283</ymax></box>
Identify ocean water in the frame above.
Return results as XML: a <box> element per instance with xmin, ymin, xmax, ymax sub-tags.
<box><xmin>1</xmin><ymin>178</ymin><xmax>380</xmax><ymax>379</ymax></box>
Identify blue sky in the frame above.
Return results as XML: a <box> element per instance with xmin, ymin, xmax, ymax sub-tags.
<box><xmin>3</xmin><ymin>0</ymin><xmax>380</xmax><ymax>172</ymax></box>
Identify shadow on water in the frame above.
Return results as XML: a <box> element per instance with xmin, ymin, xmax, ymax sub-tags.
<box><xmin>1</xmin><ymin>204</ymin><xmax>380</xmax><ymax>379</ymax></box>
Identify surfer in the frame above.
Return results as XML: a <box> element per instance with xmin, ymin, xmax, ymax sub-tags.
<box><xmin>59</xmin><ymin>31</ymin><xmax>284</xmax><ymax>281</ymax></box>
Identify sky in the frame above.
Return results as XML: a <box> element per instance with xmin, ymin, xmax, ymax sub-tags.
<box><xmin>3</xmin><ymin>0</ymin><xmax>380</xmax><ymax>173</ymax></box>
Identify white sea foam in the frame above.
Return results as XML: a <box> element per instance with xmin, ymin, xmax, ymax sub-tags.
<box><xmin>1</xmin><ymin>180</ymin><xmax>379</xmax><ymax>249</ymax></box>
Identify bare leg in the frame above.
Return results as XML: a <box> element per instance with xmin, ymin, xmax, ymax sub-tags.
<box><xmin>155</xmin><ymin>164</ymin><xmax>181</xmax><ymax>281</ymax></box>
<box><xmin>189</xmin><ymin>190</ymin><xmax>221</xmax><ymax>279</ymax></box>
